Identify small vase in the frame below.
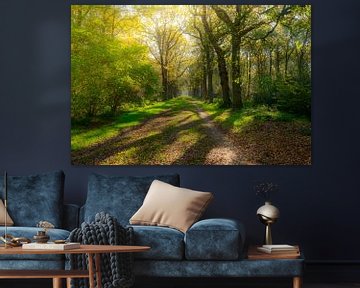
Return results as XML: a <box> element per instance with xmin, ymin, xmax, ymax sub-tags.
<box><xmin>256</xmin><ymin>201</ymin><xmax>280</xmax><ymax>245</ymax></box>
<box><xmin>257</xmin><ymin>201</ymin><xmax>280</xmax><ymax>221</ymax></box>
<box><xmin>33</xmin><ymin>230</ymin><xmax>50</xmax><ymax>243</ymax></box>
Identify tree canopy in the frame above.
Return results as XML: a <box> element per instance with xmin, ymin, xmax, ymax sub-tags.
<box><xmin>71</xmin><ymin>5</ymin><xmax>311</xmax><ymax>120</ymax></box>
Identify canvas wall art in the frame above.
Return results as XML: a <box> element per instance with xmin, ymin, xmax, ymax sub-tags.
<box><xmin>71</xmin><ymin>5</ymin><xmax>311</xmax><ymax>165</ymax></box>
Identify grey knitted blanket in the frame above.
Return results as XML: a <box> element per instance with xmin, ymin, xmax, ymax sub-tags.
<box><xmin>68</xmin><ymin>212</ymin><xmax>134</xmax><ymax>288</ymax></box>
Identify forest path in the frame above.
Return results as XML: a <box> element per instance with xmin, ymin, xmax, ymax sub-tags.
<box><xmin>192</xmin><ymin>104</ymin><xmax>251</xmax><ymax>165</ymax></box>
<box><xmin>72</xmin><ymin>97</ymin><xmax>252</xmax><ymax>165</ymax></box>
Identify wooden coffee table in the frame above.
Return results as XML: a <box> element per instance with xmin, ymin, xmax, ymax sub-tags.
<box><xmin>0</xmin><ymin>244</ymin><xmax>150</xmax><ymax>288</ymax></box>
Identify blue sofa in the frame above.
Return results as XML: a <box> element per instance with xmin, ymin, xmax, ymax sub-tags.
<box><xmin>0</xmin><ymin>171</ymin><xmax>78</xmax><ymax>270</ymax></box>
<box><xmin>0</xmin><ymin>171</ymin><xmax>303</xmax><ymax>287</ymax></box>
<box><xmin>81</xmin><ymin>173</ymin><xmax>304</xmax><ymax>283</ymax></box>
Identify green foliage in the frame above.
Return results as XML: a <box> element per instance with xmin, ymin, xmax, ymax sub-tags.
<box><xmin>275</xmin><ymin>77</ymin><xmax>311</xmax><ymax>117</ymax></box>
<box><xmin>252</xmin><ymin>75</ymin><xmax>277</xmax><ymax>106</ymax></box>
<box><xmin>251</xmin><ymin>75</ymin><xmax>311</xmax><ymax>118</ymax></box>
<box><xmin>71</xmin><ymin>5</ymin><xmax>311</xmax><ymax>122</ymax></box>
<box><xmin>71</xmin><ymin>5</ymin><xmax>160</xmax><ymax>121</ymax></box>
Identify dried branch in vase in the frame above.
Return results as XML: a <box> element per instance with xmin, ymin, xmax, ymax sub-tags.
<box><xmin>254</xmin><ymin>182</ymin><xmax>279</xmax><ymax>202</ymax></box>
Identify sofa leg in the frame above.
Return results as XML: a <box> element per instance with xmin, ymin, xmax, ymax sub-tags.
<box><xmin>53</xmin><ymin>278</ymin><xmax>62</xmax><ymax>288</ymax></box>
<box><xmin>293</xmin><ymin>276</ymin><xmax>302</xmax><ymax>288</ymax></box>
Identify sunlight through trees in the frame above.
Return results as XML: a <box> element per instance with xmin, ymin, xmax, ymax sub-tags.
<box><xmin>71</xmin><ymin>5</ymin><xmax>311</xmax><ymax>120</ymax></box>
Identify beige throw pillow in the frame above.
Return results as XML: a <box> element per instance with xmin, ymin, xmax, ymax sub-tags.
<box><xmin>0</xmin><ymin>199</ymin><xmax>14</xmax><ymax>226</ymax></box>
<box><xmin>130</xmin><ymin>180</ymin><xmax>213</xmax><ymax>233</ymax></box>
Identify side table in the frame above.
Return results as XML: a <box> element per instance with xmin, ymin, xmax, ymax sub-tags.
<box><xmin>247</xmin><ymin>245</ymin><xmax>304</xmax><ymax>288</ymax></box>
<box><xmin>0</xmin><ymin>244</ymin><xmax>150</xmax><ymax>288</ymax></box>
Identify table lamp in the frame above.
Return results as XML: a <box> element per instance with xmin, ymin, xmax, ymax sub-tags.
<box><xmin>256</xmin><ymin>201</ymin><xmax>280</xmax><ymax>245</ymax></box>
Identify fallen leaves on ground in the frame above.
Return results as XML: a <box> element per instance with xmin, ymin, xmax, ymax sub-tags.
<box><xmin>231</xmin><ymin>120</ymin><xmax>311</xmax><ymax>165</ymax></box>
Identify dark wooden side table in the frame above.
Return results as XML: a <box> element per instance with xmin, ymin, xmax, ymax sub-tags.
<box><xmin>0</xmin><ymin>244</ymin><xmax>150</xmax><ymax>288</ymax></box>
<box><xmin>247</xmin><ymin>245</ymin><xmax>303</xmax><ymax>288</ymax></box>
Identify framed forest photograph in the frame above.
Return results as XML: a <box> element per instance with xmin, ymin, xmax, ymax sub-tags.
<box><xmin>71</xmin><ymin>5</ymin><xmax>311</xmax><ymax>166</ymax></box>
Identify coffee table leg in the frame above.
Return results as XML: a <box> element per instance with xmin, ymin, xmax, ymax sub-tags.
<box><xmin>293</xmin><ymin>276</ymin><xmax>302</xmax><ymax>288</ymax></box>
<box><xmin>52</xmin><ymin>278</ymin><xmax>62</xmax><ymax>288</ymax></box>
<box><xmin>95</xmin><ymin>253</ymin><xmax>102</xmax><ymax>288</ymax></box>
<box><xmin>66</xmin><ymin>277</ymin><xmax>72</xmax><ymax>288</ymax></box>
<box><xmin>88</xmin><ymin>253</ymin><xmax>95</xmax><ymax>288</ymax></box>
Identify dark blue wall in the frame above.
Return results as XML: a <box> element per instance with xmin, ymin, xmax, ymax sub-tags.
<box><xmin>0</xmin><ymin>0</ymin><xmax>359</xmax><ymax>263</ymax></box>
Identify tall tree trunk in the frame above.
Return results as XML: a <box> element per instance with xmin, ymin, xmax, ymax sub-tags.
<box><xmin>269</xmin><ymin>49</ymin><xmax>273</xmax><ymax>78</ymax></box>
<box><xmin>206</xmin><ymin>45</ymin><xmax>214</xmax><ymax>103</ymax></box>
<box><xmin>161</xmin><ymin>65</ymin><xmax>168</xmax><ymax>100</ymax></box>
<box><xmin>284</xmin><ymin>41</ymin><xmax>292</xmax><ymax>78</ymax></box>
<box><xmin>275</xmin><ymin>48</ymin><xmax>281</xmax><ymax>78</ymax></box>
<box><xmin>202</xmin><ymin>54</ymin><xmax>208</xmax><ymax>100</ymax></box>
<box><xmin>284</xmin><ymin>52</ymin><xmax>289</xmax><ymax>78</ymax></box>
<box><xmin>193</xmin><ymin>20</ymin><xmax>212</xmax><ymax>102</ymax></box>
<box><xmin>207</xmin><ymin>64</ymin><xmax>214</xmax><ymax>103</ymax></box>
<box><xmin>297</xmin><ymin>28</ymin><xmax>310</xmax><ymax>80</ymax></box>
<box><xmin>201</xmin><ymin>6</ymin><xmax>231</xmax><ymax>108</ymax></box>
<box><xmin>231</xmin><ymin>38</ymin><xmax>243</xmax><ymax>109</ymax></box>
<box><xmin>297</xmin><ymin>54</ymin><xmax>304</xmax><ymax>79</ymax></box>
<box><xmin>216</xmin><ymin>49</ymin><xmax>231</xmax><ymax>107</ymax></box>
<box><xmin>247</xmin><ymin>52</ymin><xmax>252</xmax><ymax>100</ymax></box>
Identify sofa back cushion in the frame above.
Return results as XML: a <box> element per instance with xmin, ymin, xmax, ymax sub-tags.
<box><xmin>84</xmin><ymin>173</ymin><xmax>180</xmax><ymax>225</ymax></box>
<box><xmin>0</xmin><ymin>170</ymin><xmax>64</xmax><ymax>227</ymax></box>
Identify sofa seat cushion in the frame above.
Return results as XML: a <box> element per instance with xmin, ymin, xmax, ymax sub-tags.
<box><xmin>0</xmin><ymin>227</ymin><xmax>70</xmax><ymax>261</ymax></box>
<box><xmin>0</xmin><ymin>170</ymin><xmax>65</xmax><ymax>228</ymax></box>
<box><xmin>130</xmin><ymin>225</ymin><xmax>184</xmax><ymax>260</ymax></box>
<box><xmin>185</xmin><ymin>218</ymin><xmax>245</xmax><ymax>260</ymax></box>
<box><xmin>84</xmin><ymin>174</ymin><xmax>180</xmax><ymax>226</ymax></box>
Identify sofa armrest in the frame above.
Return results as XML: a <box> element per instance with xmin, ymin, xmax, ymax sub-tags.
<box><xmin>63</xmin><ymin>204</ymin><xmax>80</xmax><ymax>231</ymax></box>
<box><xmin>184</xmin><ymin>218</ymin><xmax>245</xmax><ymax>260</ymax></box>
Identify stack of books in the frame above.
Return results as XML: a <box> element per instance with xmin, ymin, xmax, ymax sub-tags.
<box><xmin>257</xmin><ymin>244</ymin><xmax>299</xmax><ymax>255</ymax></box>
<box><xmin>248</xmin><ymin>244</ymin><xmax>300</xmax><ymax>260</ymax></box>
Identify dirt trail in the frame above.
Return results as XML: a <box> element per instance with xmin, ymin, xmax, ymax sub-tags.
<box><xmin>72</xmin><ymin>98</ymin><xmax>254</xmax><ymax>165</ymax></box>
<box><xmin>194</xmin><ymin>106</ymin><xmax>250</xmax><ymax>165</ymax></box>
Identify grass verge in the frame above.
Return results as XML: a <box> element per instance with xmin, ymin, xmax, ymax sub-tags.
<box><xmin>199</xmin><ymin>101</ymin><xmax>310</xmax><ymax>134</ymax></box>
<box><xmin>71</xmin><ymin>96</ymin><xmax>196</xmax><ymax>151</ymax></box>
